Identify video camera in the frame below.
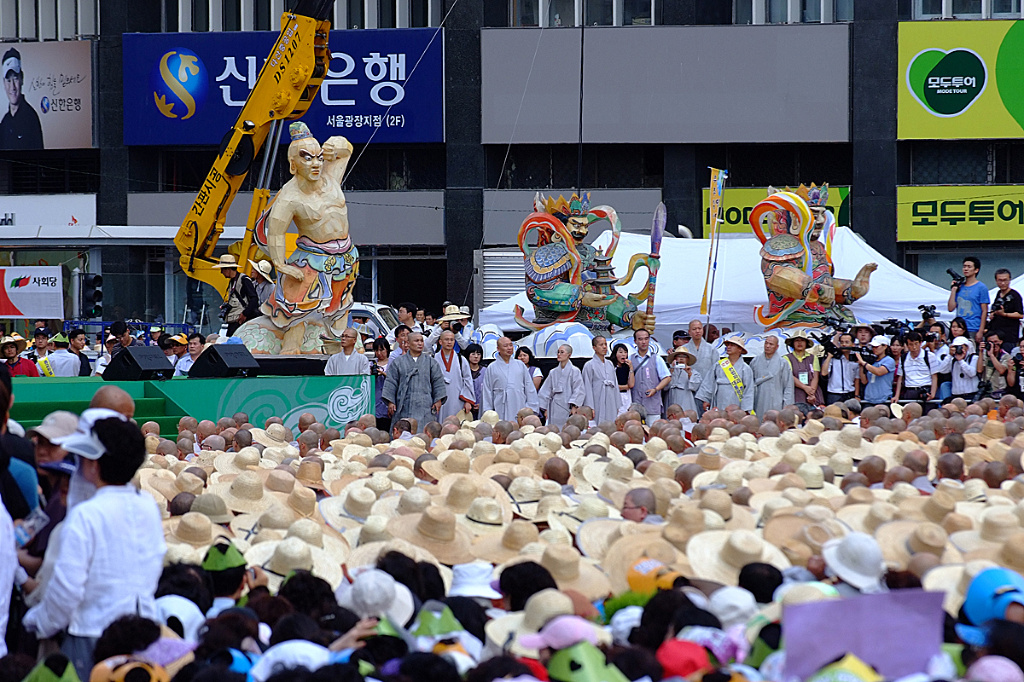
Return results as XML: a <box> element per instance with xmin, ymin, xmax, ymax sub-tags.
<box><xmin>947</xmin><ymin>268</ymin><xmax>967</xmax><ymax>289</ymax></box>
<box><xmin>919</xmin><ymin>304</ymin><xmax>939</xmax><ymax>321</ymax></box>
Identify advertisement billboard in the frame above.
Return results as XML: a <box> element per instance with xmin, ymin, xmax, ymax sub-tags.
<box><xmin>0</xmin><ymin>41</ymin><xmax>93</xmax><ymax>150</ymax></box>
<box><xmin>0</xmin><ymin>266</ymin><xmax>64</xmax><ymax>319</ymax></box>
<box><xmin>701</xmin><ymin>186</ymin><xmax>850</xmax><ymax>235</ymax></box>
<box><xmin>0</xmin><ymin>194</ymin><xmax>95</xmax><ymax>230</ymax></box>
<box><xmin>122</xmin><ymin>29</ymin><xmax>444</xmax><ymax>146</ymax></box>
<box><xmin>897</xmin><ymin>185</ymin><xmax>1024</xmax><ymax>241</ymax></box>
<box><xmin>899</xmin><ymin>21</ymin><xmax>1024</xmax><ymax>139</ymax></box>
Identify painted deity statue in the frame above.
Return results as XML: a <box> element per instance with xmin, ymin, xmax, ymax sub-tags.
<box><xmin>514</xmin><ymin>192</ymin><xmax>656</xmax><ymax>333</ymax></box>
<box><xmin>236</xmin><ymin>122</ymin><xmax>360</xmax><ymax>354</ymax></box>
<box><xmin>750</xmin><ymin>184</ymin><xmax>877</xmax><ymax>330</ymax></box>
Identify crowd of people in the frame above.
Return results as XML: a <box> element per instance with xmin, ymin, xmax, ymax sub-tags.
<box><xmin>2</xmin><ymin>357</ymin><xmax>1024</xmax><ymax>680</ymax></box>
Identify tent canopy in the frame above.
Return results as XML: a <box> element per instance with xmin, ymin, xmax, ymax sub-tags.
<box><xmin>480</xmin><ymin>228</ymin><xmax>951</xmax><ymax>334</ymax></box>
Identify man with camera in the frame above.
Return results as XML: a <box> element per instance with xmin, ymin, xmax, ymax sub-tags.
<box><xmin>977</xmin><ymin>329</ymin><xmax>1009</xmax><ymax>399</ymax></box>
<box><xmin>858</xmin><ymin>335</ymin><xmax>895</xmax><ymax>406</ymax></box>
<box><xmin>894</xmin><ymin>331</ymin><xmax>938</xmax><ymax>405</ymax></box>
<box><xmin>949</xmin><ymin>336</ymin><xmax>979</xmax><ymax>401</ymax></box>
<box><xmin>946</xmin><ymin>256</ymin><xmax>989</xmax><ymax>345</ymax></box>
<box><xmin>989</xmin><ymin>268</ymin><xmax>1023</xmax><ymax>353</ymax></box>
<box><xmin>926</xmin><ymin>322</ymin><xmax>953</xmax><ymax>401</ymax></box>
<box><xmin>821</xmin><ymin>332</ymin><xmax>861</xmax><ymax>404</ymax></box>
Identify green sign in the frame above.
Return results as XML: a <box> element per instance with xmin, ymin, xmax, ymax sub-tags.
<box><xmin>158</xmin><ymin>375</ymin><xmax>374</xmax><ymax>431</ymax></box>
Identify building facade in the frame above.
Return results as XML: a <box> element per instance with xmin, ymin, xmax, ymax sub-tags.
<box><xmin>0</xmin><ymin>0</ymin><xmax>1020</xmax><ymax>331</ymax></box>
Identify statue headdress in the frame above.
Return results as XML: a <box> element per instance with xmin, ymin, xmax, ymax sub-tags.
<box><xmin>543</xmin><ymin>193</ymin><xmax>591</xmax><ymax>222</ymax></box>
<box><xmin>794</xmin><ymin>182</ymin><xmax>829</xmax><ymax>207</ymax></box>
<box><xmin>765</xmin><ymin>183</ymin><xmax>829</xmax><ymax>235</ymax></box>
<box><xmin>289</xmin><ymin>122</ymin><xmax>314</xmax><ymax>142</ymax></box>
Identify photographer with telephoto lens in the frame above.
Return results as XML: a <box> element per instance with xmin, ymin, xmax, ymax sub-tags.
<box><xmin>926</xmin><ymin>321</ymin><xmax>952</xmax><ymax>401</ymax></box>
<box><xmin>821</xmin><ymin>331</ymin><xmax>860</xmax><ymax>404</ymax></box>
<box><xmin>977</xmin><ymin>329</ymin><xmax>1010</xmax><ymax>400</ymax></box>
<box><xmin>947</xmin><ymin>256</ymin><xmax>989</xmax><ymax>345</ymax></box>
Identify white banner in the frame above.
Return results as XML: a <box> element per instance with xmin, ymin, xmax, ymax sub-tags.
<box><xmin>0</xmin><ymin>266</ymin><xmax>63</xmax><ymax>319</ymax></box>
<box><xmin>0</xmin><ymin>194</ymin><xmax>95</xmax><ymax>229</ymax></box>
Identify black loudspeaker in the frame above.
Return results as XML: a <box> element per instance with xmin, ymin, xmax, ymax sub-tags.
<box><xmin>103</xmin><ymin>346</ymin><xmax>174</xmax><ymax>381</ymax></box>
<box><xmin>188</xmin><ymin>343</ymin><xmax>260</xmax><ymax>378</ymax></box>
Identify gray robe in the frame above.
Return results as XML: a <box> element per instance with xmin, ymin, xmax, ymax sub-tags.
<box><xmin>696</xmin><ymin>357</ymin><xmax>755</xmax><ymax>412</ymax></box>
<box><xmin>538</xmin><ymin>362</ymin><xmax>586</xmax><ymax>428</ymax></box>
<box><xmin>582</xmin><ymin>356</ymin><xmax>620</xmax><ymax>425</ymax></box>
<box><xmin>481</xmin><ymin>358</ymin><xmax>539</xmax><ymax>421</ymax></box>
<box><xmin>750</xmin><ymin>352</ymin><xmax>794</xmax><ymax>416</ymax></box>
<box><xmin>666</xmin><ymin>365</ymin><xmax>703</xmax><ymax>413</ymax></box>
<box><xmin>434</xmin><ymin>349</ymin><xmax>474</xmax><ymax>421</ymax></box>
<box><xmin>381</xmin><ymin>351</ymin><xmax>448</xmax><ymax>428</ymax></box>
<box><xmin>685</xmin><ymin>339</ymin><xmax>719</xmax><ymax>386</ymax></box>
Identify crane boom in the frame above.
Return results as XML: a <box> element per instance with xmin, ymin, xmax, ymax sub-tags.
<box><xmin>174</xmin><ymin>0</ymin><xmax>337</xmax><ymax>298</ymax></box>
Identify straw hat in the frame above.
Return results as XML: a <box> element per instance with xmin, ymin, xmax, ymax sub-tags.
<box><xmin>319</xmin><ymin>486</ymin><xmax>377</xmax><ymax>529</ymax></box>
<box><xmin>964</xmin><ymin>530</ymin><xmax>1024</xmax><ymax>575</ymax></box>
<box><xmin>209</xmin><ymin>470</ymin><xmax>275</xmax><ymax>514</ymax></box>
<box><xmin>721</xmin><ymin>335</ymin><xmax>747</xmax><ymax>353</ymax></box>
<box><xmin>686</xmin><ymin>530</ymin><xmax>790</xmax><ymax>585</ymax></box>
<box><xmin>250</xmin><ymin>423</ymin><xmax>292</xmax><ymax>449</ymax></box>
<box><xmin>602</xmin><ymin>535</ymin><xmax>683</xmax><ymax>596</ymax></box>
<box><xmin>190</xmin><ymin>493</ymin><xmax>233</xmax><ymax>525</ymax></box>
<box><xmin>163</xmin><ymin>512</ymin><xmax>232</xmax><ymax>549</ymax></box>
<box><xmin>248</xmin><ymin>259</ymin><xmax>274</xmax><ymax>283</ymax></box>
<box><xmin>279</xmin><ymin>518</ymin><xmax>350</xmax><ymax>565</ymax></box>
<box><xmin>521</xmin><ymin>544</ymin><xmax>612</xmax><ymax>602</ymax></box>
<box><xmin>836</xmin><ymin>501</ymin><xmax>897</xmax><ymax>535</ymax></box>
<box><xmin>371</xmin><ymin>486</ymin><xmax>432</xmax><ymax>519</ymax></box>
<box><xmin>460</xmin><ymin>497</ymin><xmax>510</xmax><ymax>536</ymax></box>
<box><xmin>582</xmin><ymin>457</ymin><xmax>641</xmax><ymax>490</ymax></box>
<box><xmin>875</xmin><ymin>520</ymin><xmax>963</xmax><ymax>569</ymax></box>
<box><xmin>438</xmin><ymin>304</ymin><xmax>470</xmax><ymax>323</ymax></box>
<box><xmin>666</xmin><ymin>347</ymin><xmax>696</xmax><ymax>366</ymax></box>
<box><xmin>554</xmin><ymin>497</ymin><xmax>622</xmax><ymax>535</ymax></box>
<box><xmin>485</xmin><ymin>588</ymin><xmax>575</xmax><ymax>657</ymax></box>
<box><xmin>295</xmin><ymin>459</ymin><xmax>328</xmax><ymax>491</ymax></box>
<box><xmin>922</xmin><ymin>559</ymin><xmax>999</xmax><ymax>616</ymax></box>
<box><xmin>471</xmin><ymin>520</ymin><xmax>541</xmax><ymax>564</ymax></box>
<box><xmin>697</xmin><ymin>489</ymin><xmax>756</xmax><ymax>530</ymax></box>
<box><xmin>387</xmin><ymin>506</ymin><xmax>475</xmax><ymax>566</ymax></box>
<box><xmin>421</xmin><ymin>451</ymin><xmax>472</xmax><ymax>480</ymax></box>
<box><xmin>819</xmin><ymin>425</ymin><xmax>872</xmax><ymax>461</ymax></box>
<box><xmin>243</xmin><ymin>536</ymin><xmax>344</xmax><ymax>590</ymax></box>
<box><xmin>212</xmin><ymin>253</ymin><xmax>242</xmax><ymax>269</ymax></box>
<box><xmin>950</xmin><ymin>507</ymin><xmax>1020</xmax><ymax>553</ymax></box>
<box><xmin>345</xmin><ymin>538</ymin><xmax>453</xmax><ymax>591</ymax></box>
<box><xmin>343</xmin><ymin>514</ymin><xmax>392</xmax><ymax>549</ymax></box>
<box><xmin>0</xmin><ymin>335</ymin><xmax>27</xmax><ymax>354</ymax></box>
<box><xmin>784</xmin><ymin>329</ymin><xmax>816</xmax><ymax>349</ymax></box>
<box><xmin>229</xmin><ymin>504</ymin><xmax>297</xmax><ymax>546</ymax></box>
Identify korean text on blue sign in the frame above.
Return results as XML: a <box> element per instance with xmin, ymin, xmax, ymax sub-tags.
<box><xmin>121</xmin><ymin>28</ymin><xmax>444</xmax><ymax>145</ymax></box>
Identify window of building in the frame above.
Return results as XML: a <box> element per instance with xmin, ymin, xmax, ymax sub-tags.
<box><xmin>734</xmin><ymin>0</ymin><xmax>753</xmax><ymax>23</ymax></box>
<box><xmin>913</xmin><ymin>0</ymin><xmax>1019</xmax><ymax>18</ymax></box>
<box><xmin>911</xmin><ymin>141</ymin><xmax>990</xmax><ymax>185</ymax></box>
<box><xmin>801</xmin><ymin>0</ymin><xmax>821</xmax><ymax>22</ymax></box>
<box><xmin>623</xmin><ymin>0</ymin><xmax>653</xmax><ymax>24</ymax></box>
<box><xmin>549</xmin><ymin>0</ymin><xmax>575</xmax><ymax>26</ymax></box>
<box><xmin>834</xmin><ymin>0</ymin><xmax>853</xmax><ymax>21</ymax></box>
<box><xmin>993</xmin><ymin>0</ymin><xmax>1021</xmax><ymax>16</ymax></box>
<box><xmin>952</xmin><ymin>0</ymin><xmax>982</xmax><ymax>15</ymax></box>
<box><xmin>585</xmin><ymin>0</ymin><xmax>613</xmax><ymax>25</ymax></box>
<box><xmin>347</xmin><ymin>0</ymin><xmax>365</xmax><ymax>29</ymax></box>
<box><xmin>223</xmin><ymin>0</ymin><xmax>242</xmax><ymax>31</ymax></box>
<box><xmin>485</xmin><ymin>145</ymin><xmax>663</xmax><ymax>189</ymax></box>
<box><xmin>511</xmin><ymin>0</ymin><xmax>539</xmax><ymax>25</ymax></box>
<box><xmin>766</xmin><ymin>0</ymin><xmax>787</xmax><ymax>23</ymax></box>
<box><xmin>378</xmin><ymin>0</ymin><xmax>396</xmax><ymax>27</ymax></box>
<box><xmin>410</xmin><ymin>0</ymin><xmax>429</xmax><ymax>26</ymax></box>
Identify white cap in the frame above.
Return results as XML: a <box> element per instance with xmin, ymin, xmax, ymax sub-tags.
<box><xmin>952</xmin><ymin>336</ymin><xmax>972</xmax><ymax>348</ymax></box>
<box><xmin>2</xmin><ymin>56</ymin><xmax>20</xmax><ymax>79</ymax></box>
<box><xmin>869</xmin><ymin>335</ymin><xmax>889</xmax><ymax>348</ymax></box>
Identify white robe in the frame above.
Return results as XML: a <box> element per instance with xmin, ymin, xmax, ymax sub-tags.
<box><xmin>538</xmin><ymin>362</ymin><xmax>586</xmax><ymax>428</ymax></box>
<box><xmin>435</xmin><ymin>349</ymin><xmax>474</xmax><ymax>421</ymax></box>
<box><xmin>685</xmin><ymin>339</ymin><xmax>719</xmax><ymax>385</ymax></box>
<box><xmin>582</xmin><ymin>356</ymin><xmax>620</xmax><ymax>425</ymax></box>
<box><xmin>481</xmin><ymin>358</ymin><xmax>539</xmax><ymax>421</ymax></box>
<box><xmin>750</xmin><ymin>352</ymin><xmax>794</xmax><ymax>416</ymax></box>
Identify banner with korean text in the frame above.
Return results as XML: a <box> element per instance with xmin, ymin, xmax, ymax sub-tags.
<box><xmin>701</xmin><ymin>186</ymin><xmax>850</xmax><ymax>235</ymax></box>
<box><xmin>0</xmin><ymin>266</ymin><xmax>63</xmax><ymax>318</ymax></box>
<box><xmin>897</xmin><ymin>185</ymin><xmax>1024</xmax><ymax>241</ymax></box>
<box><xmin>121</xmin><ymin>29</ymin><xmax>444</xmax><ymax>145</ymax></box>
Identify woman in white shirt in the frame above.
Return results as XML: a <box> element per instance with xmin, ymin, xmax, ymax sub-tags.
<box><xmin>516</xmin><ymin>346</ymin><xmax>543</xmax><ymax>391</ymax></box>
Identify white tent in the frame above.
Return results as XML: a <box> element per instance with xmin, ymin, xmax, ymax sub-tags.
<box><xmin>480</xmin><ymin>228</ymin><xmax>950</xmax><ymax>335</ymax></box>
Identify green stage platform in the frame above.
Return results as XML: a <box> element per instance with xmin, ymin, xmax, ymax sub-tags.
<box><xmin>11</xmin><ymin>376</ymin><xmax>374</xmax><ymax>436</ymax></box>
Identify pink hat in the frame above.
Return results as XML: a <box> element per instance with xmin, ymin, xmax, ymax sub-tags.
<box><xmin>965</xmin><ymin>656</ymin><xmax>1024</xmax><ymax>682</ymax></box>
<box><xmin>518</xmin><ymin>615</ymin><xmax>599</xmax><ymax>651</ymax></box>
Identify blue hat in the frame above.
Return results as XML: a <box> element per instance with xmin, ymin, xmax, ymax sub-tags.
<box><xmin>39</xmin><ymin>456</ymin><xmax>75</xmax><ymax>476</ymax></box>
<box><xmin>955</xmin><ymin>567</ymin><xmax>1024</xmax><ymax>646</ymax></box>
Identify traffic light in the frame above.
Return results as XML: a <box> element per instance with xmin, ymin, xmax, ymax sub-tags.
<box><xmin>81</xmin><ymin>273</ymin><xmax>102</xmax><ymax>318</ymax></box>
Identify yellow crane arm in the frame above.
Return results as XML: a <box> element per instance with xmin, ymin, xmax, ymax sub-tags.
<box><xmin>174</xmin><ymin>0</ymin><xmax>336</xmax><ymax>299</ymax></box>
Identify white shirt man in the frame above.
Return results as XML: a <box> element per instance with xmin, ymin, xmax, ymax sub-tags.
<box><xmin>325</xmin><ymin>328</ymin><xmax>371</xmax><ymax>376</ymax></box>
<box><xmin>174</xmin><ymin>335</ymin><xmax>205</xmax><ymax>377</ymax></box>
<box><xmin>895</xmin><ymin>333</ymin><xmax>938</xmax><ymax>401</ymax></box>
<box><xmin>39</xmin><ymin>343</ymin><xmax>82</xmax><ymax>378</ymax></box>
<box><xmin>822</xmin><ymin>333</ymin><xmax>860</xmax><ymax>400</ymax></box>
<box><xmin>434</xmin><ymin>330</ymin><xmax>474</xmax><ymax>421</ymax></box>
<box><xmin>481</xmin><ymin>336</ymin><xmax>539</xmax><ymax>421</ymax></box>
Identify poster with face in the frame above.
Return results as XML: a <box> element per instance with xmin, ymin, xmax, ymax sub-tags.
<box><xmin>0</xmin><ymin>41</ymin><xmax>93</xmax><ymax>150</ymax></box>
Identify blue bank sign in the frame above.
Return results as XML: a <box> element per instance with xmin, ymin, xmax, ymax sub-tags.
<box><xmin>122</xmin><ymin>28</ymin><xmax>444</xmax><ymax>145</ymax></box>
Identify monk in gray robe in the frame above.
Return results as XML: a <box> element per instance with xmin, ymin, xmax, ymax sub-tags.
<box><xmin>582</xmin><ymin>336</ymin><xmax>620</xmax><ymax>425</ymax></box>
<box><xmin>684</xmin><ymin>319</ymin><xmax>718</xmax><ymax>386</ymax></box>
<box><xmin>434</xmin><ymin>330</ymin><xmax>475</xmax><ymax>421</ymax></box>
<box><xmin>750</xmin><ymin>335</ymin><xmax>794</xmax><ymax>416</ymax></box>
<box><xmin>697</xmin><ymin>336</ymin><xmax>755</xmax><ymax>413</ymax></box>
<box><xmin>481</xmin><ymin>336</ymin><xmax>539</xmax><ymax>421</ymax></box>
<box><xmin>538</xmin><ymin>344</ymin><xmax>585</xmax><ymax>428</ymax></box>
<box><xmin>382</xmin><ymin>332</ymin><xmax>447</xmax><ymax>428</ymax></box>
<box><xmin>665</xmin><ymin>348</ymin><xmax>702</xmax><ymax>413</ymax></box>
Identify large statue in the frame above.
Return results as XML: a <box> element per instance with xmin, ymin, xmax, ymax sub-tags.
<box><xmin>514</xmin><ymin>192</ymin><xmax>657</xmax><ymax>334</ymax></box>
<box><xmin>235</xmin><ymin>122</ymin><xmax>360</xmax><ymax>354</ymax></box>
<box><xmin>750</xmin><ymin>184</ymin><xmax>876</xmax><ymax>330</ymax></box>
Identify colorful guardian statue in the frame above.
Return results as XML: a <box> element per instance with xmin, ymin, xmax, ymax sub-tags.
<box><xmin>749</xmin><ymin>183</ymin><xmax>877</xmax><ymax>330</ymax></box>
<box><xmin>514</xmin><ymin>192</ymin><xmax>656</xmax><ymax>333</ymax></box>
<box><xmin>235</xmin><ymin>122</ymin><xmax>360</xmax><ymax>354</ymax></box>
